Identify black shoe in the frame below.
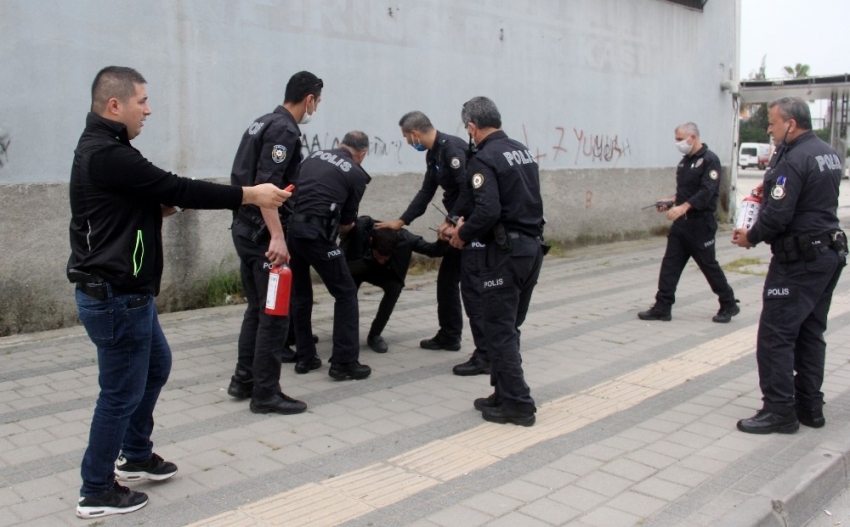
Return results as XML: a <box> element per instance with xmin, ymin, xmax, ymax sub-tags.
<box><xmin>281</xmin><ymin>345</ymin><xmax>296</xmax><ymax>363</ymax></box>
<box><xmin>420</xmin><ymin>334</ymin><xmax>461</xmax><ymax>351</ymax></box>
<box><xmin>638</xmin><ymin>306</ymin><xmax>672</xmax><ymax>321</ymax></box>
<box><xmin>474</xmin><ymin>393</ymin><xmax>499</xmax><ymax>411</ymax></box>
<box><xmin>294</xmin><ymin>355</ymin><xmax>321</xmax><ymax>374</ymax></box>
<box><xmin>76</xmin><ymin>481</ymin><xmax>148</xmax><ymax>519</ymax></box>
<box><xmin>367</xmin><ymin>334</ymin><xmax>388</xmax><ymax>353</ymax></box>
<box><xmin>329</xmin><ymin>361</ymin><xmax>372</xmax><ymax>380</ymax></box>
<box><xmin>795</xmin><ymin>403</ymin><xmax>825</xmax><ymax>428</ymax></box>
<box><xmin>713</xmin><ymin>300</ymin><xmax>741</xmax><ymax>323</ymax></box>
<box><xmin>250</xmin><ymin>393</ymin><xmax>307</xmax><ymax>415</ymax></box>
<box><xmin>115</xmin><ymin>453</ymin><xmax>178</xmax><ymax>482</ymax></box>
<box><xmin>453</xmin><ymin>357</ymin><xmax>491</xmax><ymax>376</ymax></box>
<box><xmin>312</xmin><ymin>334</ymin><xmax>319</xmax><ymax>343</ymax></box>
<box><xmin>227</xmin><ymin>376</ymin><xmax>253</xmax><ymax>399</ymax></box>
<box><xmin>480</xmin><ymin>405</ymin><xmax>535</xmax><ymax>427</ymax></box>
<box><xmin>736</xmin><ymin>409</ymin><xmax>799</xmax><ymax>434</ymax></box>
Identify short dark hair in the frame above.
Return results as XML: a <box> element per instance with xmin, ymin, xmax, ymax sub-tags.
<box><xmin>461</xmin><ymin>96</ymin><xmax>502</xmax><ymax>129</ymax></box>
<box><xmin>398</xmin><ymin>111</ymin><xmax>434</xmax><ymax>133</ymax></box>
<box><xmin>372</xmin><ymin>228</ymin><xmax>399</xmax><ymax>256</ymax></box>
<box><xmin>769</xmin><ymin>97</ymin><xmax>812</xmax><ymax>130</ymax></box>
<box><xmin>284</xmin><ymin>71</ymin><xmax>323</xmax><ymax>104</ymax></box>
<box><xmin>91</xmin><ymin>66</ymin><xmax>146</xmax><ymax>113</ymax></box>
<box><xmin>342</xmin><ymin>131</ymin><xmax>369</xmax><ymax>152</ymax></box>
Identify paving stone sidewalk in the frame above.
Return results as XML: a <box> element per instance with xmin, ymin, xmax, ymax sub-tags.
<box><xmin>2</xmin><ymin>231</ymin><xmax>850</xmax><ymax>527</ymax></box>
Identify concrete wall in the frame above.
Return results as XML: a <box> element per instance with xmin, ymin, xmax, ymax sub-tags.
<box><xmin>0</xmin><ymin>0</ymin><xmax>740</xmax><ymax>334</ymax></box>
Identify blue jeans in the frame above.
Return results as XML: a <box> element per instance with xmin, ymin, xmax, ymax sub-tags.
<box><xmin>76</xmin><ymin>287</ymin><xmax>172</xmax><ymax>497</ymax></box>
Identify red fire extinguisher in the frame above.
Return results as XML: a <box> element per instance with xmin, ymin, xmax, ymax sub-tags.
<box><xmin>265</xmin><ymin>265</ymin><xmax>292</xmax><ymax>316</ymax></box>
<box><xmin>736</xmin><ymin>188</ymin><xmax>762</xmax><ymax>230</ymax></box>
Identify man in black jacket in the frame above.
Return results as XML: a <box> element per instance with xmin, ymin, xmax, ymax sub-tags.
<box><xmin>68</xmin><ymin>66</ymin><xmax>291</xmax><ymax>519</ymax></box>
<box><xmin>341</xmin><ymin>216</ymin><xmax>448</xmax><ymax>353</ymax></box>
<box><xmin>227</xmin><ymin>71</ymin><xmax>322</xmax><ymax>415</ymax></box>
<box><xmin>376</xmin><ymin>112</ymin><xmax>469</xmax><ymax>352</ymax></box>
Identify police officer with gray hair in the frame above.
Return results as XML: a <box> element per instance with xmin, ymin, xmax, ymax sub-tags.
<box><xmin>444</xmin><ymin>96</ymin><xmax>544</xmax><ymax>427</ymax></box>
<box><xmin>288</xmin><ymin>132</ymin><xmax>373</xmax><ymax>380</ymax></box>
<box><xmin>733</xmin><ymin>97</ymin><xmax>846</xmax><ymax>434</ymax></box>
<box><xmin>638</xmin><ymin>122</ymin><xmax>739</xmax><ymax>323</ymax></box>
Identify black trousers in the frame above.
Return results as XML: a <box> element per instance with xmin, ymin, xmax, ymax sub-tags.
<box><xmin>232</xmin><ymin>231</ymin><xmax>288</xmax><ymax>400</ymax></box>
<box><xmin>461</xmin><ymin>242</ymin><xmax>489</xmax><ymax>361</ymax></box>
<box><xmin>288</xmin><ymin>222</ymin><xmax>359</xmax><ymax>364</ymax></box>
<box><xmin>654</xmin><ymin>216</ymin><xmax>735</xmax><ymax>311</ymax></box>
<box><xmin>352</xmin><ymin>268</ymin><xmax>403</xmax><ymax>337</ymax></box>
<box><xmin>757</xmin><ymin>246</ymin><xmax>844</xmax><ymax>414</ymax></box>
<box><xmin>477</xmin><ymin>236</ymin><xmax>543</xmax><ymax>412</ymax></box>
<box><xmin>435</xmin><ymin>247</ymin><xmax>464</xmax><ymax>342</ymax></box>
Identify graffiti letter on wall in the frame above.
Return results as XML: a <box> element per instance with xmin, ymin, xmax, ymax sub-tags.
<box><xmin>0</xmin><ymin>126</ymin><xmax>9</xmax><ymax>168</ymax></box>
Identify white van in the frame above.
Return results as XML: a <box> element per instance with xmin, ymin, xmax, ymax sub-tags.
<box><xmin>739</xmin><ymin>143</ymin><xmax>771</xmax><ymax>170</ymax></box>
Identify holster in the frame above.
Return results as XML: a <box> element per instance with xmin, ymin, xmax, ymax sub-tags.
<box><xmin>493</xmin><ymin>223</ymin><xmax>511</xmax><ymax>252</ymax></box>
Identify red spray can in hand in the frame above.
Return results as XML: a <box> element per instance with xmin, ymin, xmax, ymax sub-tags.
<box><xmin>736</xmin><ymin>188</ymin><xmax>762</xmax><ymax>230</ymax></box>
<box><xmin>265</xmin><ymin>265</ymin><xmax>292</xmax><ymax>316</ymax></box>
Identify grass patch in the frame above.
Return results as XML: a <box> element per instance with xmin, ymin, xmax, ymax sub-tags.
<box><xmin>723</xmin><ymin>257</ymin><xmax>767</xmax><ymax>276</ymax></box>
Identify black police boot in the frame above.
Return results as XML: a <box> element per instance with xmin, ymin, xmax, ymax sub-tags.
<box><xmin>480</xmin><ymin>405</ymin><xmax>535</xmax><ymax>427</ymax></box>
<box><xmin>329</xmin><ymin>361</ymin><xmax>372</xmax><ymax>380</ymax></box>
<box><xmin>795</xmin><ymin>402</ymin><xmax>825</xmax><ymax>428</ymax></box>
<box><xmin>281</xmin><ymin>345</ymin><xmax>296</xmax><ymax>363</ymax></box>
<box><xmin>736</xmin><ymin>409</ymin><xmax>799</xmax><ymax>434</ymax></box>
<box><xmin>453</xmin><ymin>356</ymin><xmax>491</xmax><ymax>376</ymax></box>
<box><xmin>249</xmin><ymin>393</ymin><xmax>307</xmax><ymax>415</ymax></box>
<box><xmin>637</xmin><ymin>305</ymin><xmax>672</xmax><ymax>321</ymax></box>
<box><xmin>227</xmin><ymin>373</ymin><xmax>253</xmax><ymax>400</ymax></box>
<box><xmin>294</xmin><ymin>355</ymin><xmax>322</xmax><ymax>374</ymax></box>
<box><xmin>474</xmin><ymin>393</ymin><xmax>500</xmax><ymax>411</ymax></box>
<box><xmin>420</xmin><ymin>333</ymin><xmax>461</xmax><ymax>351</ymax></box>
<box><xmin>367</xmin><ymin>334</ymin><xmax>388</xmax><ymax>353</ymax></box>
<box><xmin>713</xmin><ymin>300</ymin><xmax>741</xmax><ymax>323</ymax></box>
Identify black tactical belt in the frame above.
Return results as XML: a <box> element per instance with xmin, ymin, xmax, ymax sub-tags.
<box><xmin>290</xmin><ymin>213</ymin><xmax>328</xmax><ymax>228</ymax></box>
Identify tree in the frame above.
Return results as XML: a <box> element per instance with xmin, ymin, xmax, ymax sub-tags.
<box><xmin>739</xmin><ymin>102</ymin><xmax>770</xmax><ymax>144</ymax></box>
<box><xmin>783</xmin><ymin>63</ymin><xmax>810</xmax><ymax>78</ymax></box>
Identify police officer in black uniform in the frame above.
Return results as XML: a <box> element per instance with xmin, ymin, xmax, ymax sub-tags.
<box><xmin>376</xmin><ymin>111</ymin><xmax>470</xmax><ymax>352</ymax></box>
<box><xmin>226</xmin><ymin>71</ymin><xmax>322</xmax><ymax>415</ymax></box>
<box><xmin>445</xmin><ymin>97</ymin><xmax>544</xmax><ymax>427</ymax></box>
<box><xmin>341</xmin><ymin>216</ymin><xmax>448</xmax><ymax>353</ymax></box>
<box><xmin>288</xmin><ymin>132</ymin><xmax>373</xmax><ymax>380</ymax></box>
<box><xmin>733</xmin><ymin>97</ymin><xmax>845</xmax><ymax>434</ymax></box>
<box><xmin>638</xmin><ymin>122</ymin><xmax>739</xmax><ymax>323</ymax></box>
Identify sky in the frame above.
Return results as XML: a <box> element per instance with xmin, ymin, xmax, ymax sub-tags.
<box><xmin>740</xmin><ymin>0</ymin><xmax>850</xmax><ymax>80</ymax></box>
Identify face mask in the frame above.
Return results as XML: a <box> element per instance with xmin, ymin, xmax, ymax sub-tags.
<box><xmin>300</xmin><ymin>99</ymin><xmax>314</xmax><ymax>125</ymax></box>
<box><xmin>675</xmin><ymin>138</ymin><xmax>691</xmax><ymax>155</ymax></box>
<box><xmin>410</xmin><ymin>136</ymin><xmax>426</xmax><ymax>152</ymax></box>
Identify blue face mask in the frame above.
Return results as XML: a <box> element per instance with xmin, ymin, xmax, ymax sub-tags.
<box><xmin>410</xmin><ymin>136</ymin><xmax>426</xmax><ymax>152</ymax></box>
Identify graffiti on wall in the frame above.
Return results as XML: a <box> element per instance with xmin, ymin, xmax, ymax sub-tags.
<box><xmin>522</xmin><ymin>125</ymin><xmax>632</xmax><ymax>167</ymax></box>
<box><xmin>300</xmin><ymin>133</ymin><xmax>404</xmax><ymax>163</ymax></box>
<box><xmin>0</xmin><ymin>126</ymin><xmax>9</xmax><ymax>168</ymax></box>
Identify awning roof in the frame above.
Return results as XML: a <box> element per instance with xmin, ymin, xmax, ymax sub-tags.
<box><xmin>739</xmin><ymin>74</ymin><xmax>850</xmax><ymax>103</ymax></box>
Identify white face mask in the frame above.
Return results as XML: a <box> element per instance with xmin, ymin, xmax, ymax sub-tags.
<box><xmin>675</xmin><ymin>138</ymin><xmax>692</xmax><ymax>155</ymax></box>
<box><xmin>300</xmin><ymin>99</ymin><xmax>315</xmax><ymax>125</ymax></box>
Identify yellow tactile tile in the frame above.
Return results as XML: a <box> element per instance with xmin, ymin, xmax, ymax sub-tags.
<box><xmin>242</xmin><ymin>483</ymin><xmax>372</xmax><ymax>527</ymax></box>
<box><xmin>390</xmin><ymin>440</ymin><xmax>501</xmax><ymax>479</ymax></box>
<box><xmin>183</xmin><ymin>510</ymin><xmax>257</xmax><ymax>527</ymax></box>
<box><xmin>322</xmin><ymin>463</ymin><xmax>440</xmax><ymax>507</ymax></box>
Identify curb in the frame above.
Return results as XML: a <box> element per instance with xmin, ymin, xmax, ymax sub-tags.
<box><xmin>711</xmin><ymin>422</ymin><xmax>850</xmax><ymax>527</ymax></box>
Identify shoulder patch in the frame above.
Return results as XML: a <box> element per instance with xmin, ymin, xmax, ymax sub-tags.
<box><xmin>471</xmin><ymin>173</ymin><xmax>485</xmax><ymax>189</ymax></box>
<box><xmin>709</xmin><ymin>169</ymin><xmax>718</xmax><ymax>180</ymax></box>
<box><xmin>450</xmin><ymin>157</ymin><xmax>461</xmax><ymax>169</ymax></box>
<box><xmin>271</xmin><ymin>145</ymin><xmax>287</xmax><ymax>164</ymax></box>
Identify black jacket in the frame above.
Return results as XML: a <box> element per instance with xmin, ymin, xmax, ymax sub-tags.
<box><xmin>457</xmin><ymin>130</ymin><xmax>544</xmax><ymax>242</ymax></box>
<box><xmin>340</xmin><ymin>216</ymin><xmax>447</xmax><ymax>285</ymax></box>
<box><xmin>230</xmin><ymin>106</ymin><xmax>302</xmax><ymax>237</ymax></box>
<box><xmin>292</xmin><ymin>148</ymin><xmax>371</xmax><ymax>225</ymax></box>
<box><xmin>675</xmin><ymin>144</ymin><xmax>722</xmax><ymax>212</ymax></box>
<box><xmin>67</xmin><ymin>113</ymin><xmax>242</xmax><ymax>294</ymax></box>
<box><xmin>748</xmin><ymin>131</ymin><xmax>842</xmax><ymax>245</ymax></box>
<box><xmin>400</xmin><ymin>131</ymin><xmax>470</xmax><ymax>225</ymax></box>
